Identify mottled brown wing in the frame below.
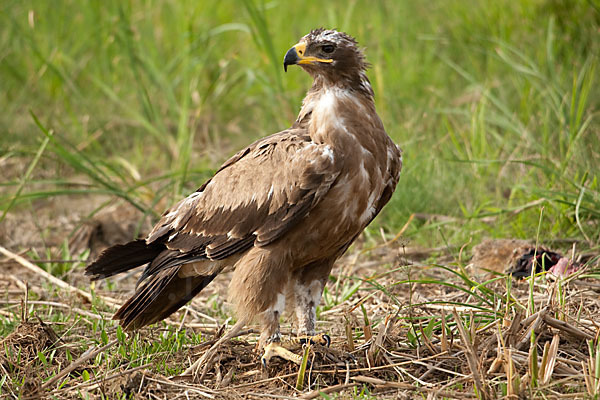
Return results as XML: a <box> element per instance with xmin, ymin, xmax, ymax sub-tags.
<box><xmin>374</xmin><ymin>144</ymin><xmax>403</xmax><ymax>218</ymax></box>
<box><xmin>139</xmin><ymin>129</ymin><xmax>339</xmax><ymax>281</ymax></box>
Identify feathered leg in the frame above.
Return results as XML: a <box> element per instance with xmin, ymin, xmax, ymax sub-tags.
<box><xmin>292</xmin><ymin>259</ymin><xmax>332</xmax><ymax>341</ymax></box>
<box><xmin>261</xmin><ymin>260</ymin><xmax>333</xmax><ymax>366</ymax></box>
<box><xmin>289</xmin><ymin>278</ymin><xmax>331</xmax><ymax>347</ymax></box>
<box><xmin>258</xmin><ymin>290</ymin><xmax>307</xmax><ymax>366</ymax></box>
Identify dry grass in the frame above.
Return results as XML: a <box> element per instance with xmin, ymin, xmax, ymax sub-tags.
<box><xmin>1</xmin><ymin>1</ymin><xmax>598</xmax><ymax>398</ymax></box>
<box><xmin>1</xmin><ymin>209</ymin><xmax>599</xmax><ymax>399</ymax></box>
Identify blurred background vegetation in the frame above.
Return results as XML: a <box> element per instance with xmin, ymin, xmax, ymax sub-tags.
<box><xmin>1</xmin><ymin>0</ymin><xmax>598</xmax><ymax>249</ymax></box>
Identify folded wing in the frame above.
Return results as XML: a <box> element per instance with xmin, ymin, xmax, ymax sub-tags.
<box><xmin>137</xmin><ymin>129</ymin><xmax>339</xmax><ymax>282</ymax></box>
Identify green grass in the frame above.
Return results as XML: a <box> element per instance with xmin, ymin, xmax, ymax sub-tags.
<box><xmin>1</xmin><ymin>0</ymin><xmax>598</xmax><ymax>250</ymax></box>
<box><xmin>0</xmin><ymin>0</ymin><xmax>596</xmax><ymax>388</ymax></box>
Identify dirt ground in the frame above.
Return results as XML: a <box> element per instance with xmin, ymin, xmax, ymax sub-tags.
<box><xmin>1</xmin><ymin>199</ymin><xmax>599</xmax><ymax>399</ymax></box>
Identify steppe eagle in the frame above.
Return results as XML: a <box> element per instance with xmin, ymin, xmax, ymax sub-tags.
<box><xmin>86</xmin><ymin>28</ymin><xmax>402</xmax><ymax>375</ymax></box>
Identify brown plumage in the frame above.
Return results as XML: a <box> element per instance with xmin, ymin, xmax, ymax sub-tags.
<box><xmin>86</xmin><ymin>28</ymin><xmax>402</xmax><ymax>352</ymax></box>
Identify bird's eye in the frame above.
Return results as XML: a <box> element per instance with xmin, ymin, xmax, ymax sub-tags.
<box><xmin>322</xmin><ymin>44</ymin><xmax>335</xmax><ymax>54</ymax></box>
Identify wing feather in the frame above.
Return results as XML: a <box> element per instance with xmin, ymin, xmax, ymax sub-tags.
<box><xmin>141</xmin><ymin>129</ymin><xmax>339</xmax><ymax>278</ymax></box>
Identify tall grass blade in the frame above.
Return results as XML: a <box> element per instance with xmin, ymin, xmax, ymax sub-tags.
<box><xmin>0</xmin><ymin>113</ymin><xmax>51</xmax><ymax>223</ymax></box>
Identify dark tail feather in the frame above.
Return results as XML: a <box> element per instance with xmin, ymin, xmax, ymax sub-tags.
<box><xmin>85</xmin><ymin>239</ymin><xmax>164</xmax><ymax>280</ymax></box>
<box><xmin>113</xmin><ymin>267</ymin><xmax>218</xmax><ymax>330</ymax></box>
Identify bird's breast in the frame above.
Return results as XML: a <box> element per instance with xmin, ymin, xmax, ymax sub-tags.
<box><xmin>281</xmin><ymin>85</ymin><xmax>393</xmax><ymax>262</ymax></box>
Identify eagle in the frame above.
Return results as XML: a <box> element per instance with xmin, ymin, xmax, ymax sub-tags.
<box><xmin>86</xmin><ymin>28</ymin><xmax>402</xmax><ymax>375</ymax></box>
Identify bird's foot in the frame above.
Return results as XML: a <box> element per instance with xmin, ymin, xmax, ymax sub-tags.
<box><xmin>284</xmin><ymin>332</ymin><xmax>331</xmax><ymax>347</ymax></box>
<box><xmin>261</xmin><ymin>333</ymin><xmax>331</xmax><ymax>368</ymax></box>
<box><xmin>261</xmin><ymin>338</ymin><xmax>304</xmax><ymax>367</ymax></box>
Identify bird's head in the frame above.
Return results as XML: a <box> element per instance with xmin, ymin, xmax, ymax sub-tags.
<box><xmin>284</xmin><ymin>29</ymin><xmax>368</xmax><ymax>85</ymax></box>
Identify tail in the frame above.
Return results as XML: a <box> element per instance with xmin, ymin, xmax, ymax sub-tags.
<box><xmin>85</xmin><ymin>239</ymin><xmax>218</xmax><ymax>330</ymax></box>
<box><xmin>113</xmin><ymin>268</ymin><xmax>217</xmax><ymax>330</ymax></box>
<box><xmin>85</xmin><ymin>239</ymin><xmax>164</xmax><ymax>280</ymax></box>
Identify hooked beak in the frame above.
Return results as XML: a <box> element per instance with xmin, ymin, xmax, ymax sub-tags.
<box><xmin>283</xmin><ymin>42</ymin><xmax>333</xmax><ymax>72</ymax></box>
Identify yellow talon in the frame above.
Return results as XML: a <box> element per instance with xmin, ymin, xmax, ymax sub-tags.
<box><xmin>261</xmin><ymin>341</ymin><xmax>304</xmax><ymax>367</ymax></box>
<box><xmin>286</xmin><ymin>333</ymin><xmax>331</xmax><ymax>347</ymax></box>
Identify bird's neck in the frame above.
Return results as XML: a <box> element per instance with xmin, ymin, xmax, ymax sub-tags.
<box><xmin>311</xmin><ymin>71</ymin><xmax>374</xmax><ymax>98</ymax></box>
<box><xmin>295</xmin><ymin>73</ymin><xmax>382</xmax><ymax>151</ymax></box>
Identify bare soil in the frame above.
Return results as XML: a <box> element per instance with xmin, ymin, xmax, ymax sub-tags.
<box><xmin>1</xmin><ymin>199</ymin><xmax>599</xmax><ymax>399</ymax></box>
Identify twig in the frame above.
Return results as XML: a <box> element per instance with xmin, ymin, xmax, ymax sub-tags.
<box><xmin>0</xmin><ymin>245</ymin><xmax>121</xmax><ymax>309</ymax></box>
<box><xmin>542</xmin><ymin>313</ymin><xmax>595</xmax><ymax>341</ymax></box>
<box><xmin>3</xmin><ymin>300</ymin><xmax>112</xmax><ymax>320</ymax></box>
<box><xmin>516</xmin><ymin>309</ymin><xmax>546</xmax><ymax>350</ymax></box>
<box><xmin>8</xmin><ymin>274</ymin><xmax>28</xmax><ymax>292</ymax></box>
<box><xmin>352</xmin><ymin>375</ymin><xmax>386</xmax><ymax>385</ymax></box>
<box><xmin>41</xmin><ymin>339</ymin><xmax>118</xmax><ymax>390</ymax></box>
<box><xmin>145</xmin><ymin>376</ymin><xmax>215</xmax><ymax>398</ymax></box>
<box><xmin>55</xmin><ymin>363</ymin><xmax>151</xmax><ymax>393</ymax></box>
<box><xmin>352</xmin><ymin>376</ymin><xmax>477</xmax><ymax>398</ymax></box>
<box><xmin>540</xmin><ymin>334</ymin><xmax>560</xmax><ymax>385</ymax></box>
<box><xmin>300</xmin><ymin>383</ymin><xmax>358</xmax><ymax>399</ymax></box>
<box><xmin>247</xmin><ymin>392</ymin><xmax>298</xmax><ymax>400</ymax></box>
<box><xmin>2</xmin><ymin>258</ymin><xmax>85</xmax><ymax>264</ymax></box>
<box><xmin>381</xmin><ymin>381</ymin><xmax>478</xmax><ymax>399</ymax></box>
<box><xmin>227</xmin><ymin>372</ymin><xmax>298</xmax><ymax>390</ymax></box>
<box><xmin>187</xmin><ymin>329</ymin><xmax>256</xmax><ymax>354</ymax></box>
<box><xmin>452</xmin><ymin>308</ymin><xmax>491</xmax><ymax>400</ymax></box>
<box><xmin>413</xmin><ymin>359</ymin><xmax>467</xmax><ymax>378</ymax></box>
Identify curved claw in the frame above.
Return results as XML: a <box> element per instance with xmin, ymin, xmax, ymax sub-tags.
<box><xmin>296</xmin><ymin>333</ymin><xmax>331</xmax><ymax>347</ymax></box>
